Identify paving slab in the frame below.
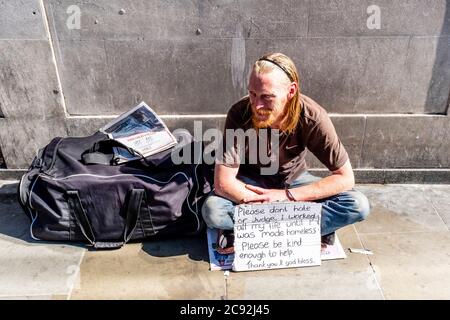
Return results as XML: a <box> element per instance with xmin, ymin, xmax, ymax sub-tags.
<box><xmin>1</xmin><ymin>183</ymin><xmax>449</xmax><ymax>300</ymax></box>
<box><xmin>0</xmin><ymin>200</ymin><xmax>85</xmax><ymax>299</ymax></box>
<box><xmin>227</xmin><ymin>225</ymin><xmax>383</xmax><ymax>300</ymax></box>
<box><xmin>359</xmin><ymin>231</ymin><xmax>450</xmax><ymax>299</ymax></box>
<box><xmin>0</xmin><ymin>180</ymin><xmax>18</xmax><ymax>200</ymax></box>
<box><xmin>70</xmin><ymin>236</ymin><xmax>225</xmax><ymax>300</ymax></box>
<box><xmin>355</xmin><ymin>185</ymin><xmax>448</xmax><ymax>234</ymax></box>
<box><xmin>422</xmin><ymin>185</ymin><xmax>450</xmax><ymax>230</ymax></box>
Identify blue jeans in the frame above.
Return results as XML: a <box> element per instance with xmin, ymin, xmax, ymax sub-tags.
<box><xmin>201</xmin><ymin>171</ymin><xmax>370</xmax><ymax>236</ymax></box>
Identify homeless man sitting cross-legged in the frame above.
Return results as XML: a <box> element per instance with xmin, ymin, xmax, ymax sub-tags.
<box><xmin>201</xmin><ymin>52</ymin><xmax>370</xmax><ymax>255</ymax></box>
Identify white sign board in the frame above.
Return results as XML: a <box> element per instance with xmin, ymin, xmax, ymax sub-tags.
<box><xmin>232</xmin><ymin>201</ymin><xmax>322</xmax><ymax>271</ymax></box>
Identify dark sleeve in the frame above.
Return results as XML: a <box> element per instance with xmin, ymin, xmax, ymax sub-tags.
<box><xmin>306</xmin><ymin>114</ymin><xmax>349</xmax><ymax>171</ymax></box>
<box><xmin>215</xmin><ymin>106</ymin><xmax>243</xmax><ymax>168</ymax></box>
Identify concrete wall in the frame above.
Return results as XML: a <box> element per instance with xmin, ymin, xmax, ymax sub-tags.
<box><xmin>1</xmin><ymin>0</ymin><xmax>449</xmax><ymax>182</ymax></box>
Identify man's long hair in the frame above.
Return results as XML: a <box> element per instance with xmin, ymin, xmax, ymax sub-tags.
<box><xmin>252</xmin><ymin>53</ymin><xmax>302</xmax><ymax>134</ymax></box>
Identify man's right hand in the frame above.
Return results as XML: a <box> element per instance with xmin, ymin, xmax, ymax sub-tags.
<box><xmin>242</xmin><ymin>184</ymin><xmax>288</xmax><ymax>203</ymax></box>
<box><xmin>213</xmin><ymin>163</ymin><xmax>260</xmax><ymax>203</ymax></box>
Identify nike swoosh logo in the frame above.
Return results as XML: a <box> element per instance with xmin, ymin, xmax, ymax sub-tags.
<box><xmin>285</xmin><ymin>145</ymin><xmax>298</xmax><ymax>150</ymax></box>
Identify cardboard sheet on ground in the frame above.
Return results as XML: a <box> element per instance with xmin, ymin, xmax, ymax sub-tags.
<box><xmin>207</xmin><ymin>202</ymin><xmax>346</xmax><ymax>271</ymax></box>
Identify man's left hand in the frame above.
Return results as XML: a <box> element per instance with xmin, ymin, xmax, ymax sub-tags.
<box><xmin>242</xmin><ymin>184</ymin><xmax>287</xmax><ymax>203</ymax></box>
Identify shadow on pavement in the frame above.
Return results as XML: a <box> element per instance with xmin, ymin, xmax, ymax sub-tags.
<box><xmin>0</xmin><ymin>198</ymin><xmax>31</xmax><ymax>241</ymax></box>
<box><xmin>0</xmin><ymin>182</ymin><xmax>32</xmax><ymax>242</ymax></box>
<box><xmin>1</xmin><ymin>182</ymin><xmax>210</xmax><ymax>259</ymax></box>
<box><xmin>1</xmin><ymin>182</ymin><xmax>211</xmax><ymax>262</ymax></box>
<box><xmin>141</xmin><ymin>233</ymin><xmax>210</xmax><ymax>262</ymax></box>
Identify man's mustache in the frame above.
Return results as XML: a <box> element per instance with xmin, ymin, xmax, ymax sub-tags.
<box><xmin>251</xmin><ymin>107</ymin><xmax>273</xmax><ymax>116</ymax></box>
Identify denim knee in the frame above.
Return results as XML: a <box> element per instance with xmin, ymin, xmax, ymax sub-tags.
<box><xmin>348</xmin><ymin>190</ymin><xmax>371</xmax><ymax>222</ymax></box>
<box><xmin>201</xmin><ymin>193</ymin><xmax>235</xmax><ymax>230</ymax></box>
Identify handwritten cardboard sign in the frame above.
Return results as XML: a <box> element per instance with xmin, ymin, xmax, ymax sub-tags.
<box><xmin>232</xmin><ymin>201</ymin><xmax>322</xmax><ymax>271</ymax></box>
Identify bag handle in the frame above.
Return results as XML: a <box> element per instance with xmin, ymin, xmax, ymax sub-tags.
<box><xmin>67</xmin><ymin>190</ymin><xmax>96</xmax><ymax>245</ymax></box>
<box><xmin>124</xmin><ymin>189</ymin><xmax>145</xmax><ymax>243</ymax></box>
<box><xmin>81</xmin><ymin>139</ymin><xmax>144</xmax><ymax>165</ymax></box>
<box><xmin>66</xmin><ymin>189</ymin><xmax>145</xmax><ymax>249</ymax></box>
<box><xmin>81</xmin><ymin>135</ymin><xmax>181</xmax><ymax>167</ymax></box>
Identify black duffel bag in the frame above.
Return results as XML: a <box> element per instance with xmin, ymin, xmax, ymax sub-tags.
<box><xmin>18</xmin><ymin>132</ymin><xmax>213</xmax><ymax>249</ymax></box>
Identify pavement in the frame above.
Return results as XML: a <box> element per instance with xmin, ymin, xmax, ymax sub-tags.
<box><xmin>0</xmin><ymin>180</ymin><xmax>449</xmax><ymax>300</ymax></box>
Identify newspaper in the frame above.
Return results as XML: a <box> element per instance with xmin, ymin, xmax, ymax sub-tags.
<box><xmin>99</xmin><ymin>102</ymin><xmax>177</xmax><ymax>163</ymax></box>
<box><xmin>206</xmin><ymin>228</ymin><xmax>234</xmax><ymax>270</ymax></box>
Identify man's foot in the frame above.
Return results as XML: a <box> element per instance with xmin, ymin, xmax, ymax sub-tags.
<box><xmin>321</xmin><ymin>232</ymin><xmax>335</xmax><ymax>246</ymax></box>
<box><xmin>216</xmin><ymin>229</ymin><xmax>235</xmax><ymax>255</ymax></box>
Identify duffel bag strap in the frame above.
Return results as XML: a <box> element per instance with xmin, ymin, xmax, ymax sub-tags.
<box><xmin>124</xmin><ymin>189</ymin><xmax>145</xmax><ymax>243</ymax></box>
<box><xmin>67</xmin><ymin>190</ymin><xmax>96</xmax><ymax>245</ymax></box>
<box><xmin>66</xmin><ymin>189</ymin><xmax>145</xmax><ymax>249</ymax></box>
<box><xmin>93</xmin><ymin>189</ymin><xmax>144</xmax><ymax>248</ymax></box>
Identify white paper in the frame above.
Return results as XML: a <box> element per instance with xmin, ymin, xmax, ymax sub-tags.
<box><xmin>207</xmin><ymin>228</ymin><xmax>347</xmax><ymax>271</ymax></box>
<box><xmin>99</xmin><ymin>101</ymin><xmax>177</xmax><ymax>162</ymax></box>
<box><xmin>349</xmin><ymin>247</ymin><xmax>373</xmax><ymax>255</ymax></box>
<box><xmin>232</xmin><ymin>202</ymin><xmax>322</xmax><ymax>271</ymax></box>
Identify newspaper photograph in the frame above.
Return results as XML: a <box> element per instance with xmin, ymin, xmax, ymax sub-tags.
<box><xmin>100</xmin><ymin>102</ymin><xmax>177</xmax><ymax>162</ymax></box>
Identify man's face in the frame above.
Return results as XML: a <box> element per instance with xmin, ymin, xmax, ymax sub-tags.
<box><xmin>247</xmin><ymin>69</ymin><xmax>290</xmax><ymax>129</ymax></box>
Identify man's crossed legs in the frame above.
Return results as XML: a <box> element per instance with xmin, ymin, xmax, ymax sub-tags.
<box><xmin>202</xmin><ymin>171</ymin><xmax>370</xmax><ymax>254</ymax></box>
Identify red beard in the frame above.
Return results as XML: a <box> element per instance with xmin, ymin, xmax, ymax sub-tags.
<box><xmin>251</xmin><ymin>108</ymin><xmax>275</xmax><ymax>129</ymax></box>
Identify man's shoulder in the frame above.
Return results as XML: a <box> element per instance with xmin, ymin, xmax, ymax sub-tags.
<box><xmin>226</xmin><ymin>96</ymin><xmax>251</xmax><ymax>123</ymax></box>
<box><xmin>229</xmin><ymin>96</ymin><xmax>250</xmax><ymax>112</ymax></box>
<box><xmin>300</xmin><ymin>94</ymin><xmax>329</xmax><ymax>124</ymax></box>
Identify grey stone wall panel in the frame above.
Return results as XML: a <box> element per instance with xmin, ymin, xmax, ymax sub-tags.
<box><xmin>46</xmin><ymin>0</ymin><xmax>309</xmax><ymax>41</ymax></box>
<box><xmin>65</xmin><ymin>117</ymin><xmax>111</xmax><ymax>137</ymax></box>
<box><xmin>309</xmin><ymin>0</ymin><xmax>450</xmax><ymax>37</ymax></box>
<box><xmin>59</xmin><ymin>35</ymin><xmax>447</xmax><ymax>117</ymax></box>
<box><xmin>58</xmin><ymin>39</ymin><xmax>239</xmax><ymax>115</ymax></box>
<box><xmin>50</xmin><ymin>2</ymin><xmax>450</xmax><ymax>117</ymax></box>
<box><xmin>399</xmin><ymin>36</ymin><xmax>450</xmax><ymax>115</ymax></box>
<box><xmin>0</xmin><ymin>40</ymin><xmax>65</xmax><ymax>119</ymax></box>
<box><xmin>361</xmin><ymin>116</ymin><xmax>450</xmax><ymax>168</ymax></box>
<box><xmin>0</xmin><ymin>0</ymin><xmax>46</xmax><ymax>40</ymax></box>
<box><xmin>0</xmin><ymin>117</ymin><xmax>68</xmax><ymax>169</ymax></box>
<box><xmin>163</xmin><ymin>117</ymin><xmax>223</xmax><ymax>134</ymax></box>
<box><xmin>303</xmin><ymin>37</ymin><xmax>411</xmax><ymax>114</ymax></box>
<box><xmin>56</xmin><ymin>40</ymin><xmax>112</xmax><ymax>116</ymax></box>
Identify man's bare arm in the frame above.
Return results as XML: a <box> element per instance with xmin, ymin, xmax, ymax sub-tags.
<box><xmin>243</xmin><ymin>159</ymin><xmax>354</xmax><ymax>203</ymax></box>
<box><xmin>289</xmin><ymin>159</ymin><xmax>355</xmax><ymax>201</ymax></box>
<box><xmin>214</xmin><ymin>163</ymin><xmax>259</xmax><ymax>203</ymax></box>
